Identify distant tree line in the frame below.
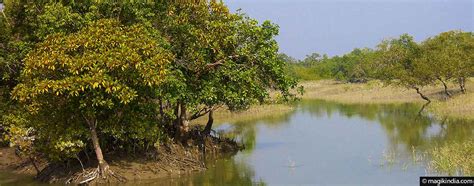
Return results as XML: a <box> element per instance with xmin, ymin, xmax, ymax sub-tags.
<box><xmin>285</xmin><ymin>31</ymin><xmax>474</xmax><ymax>102</ymax></box>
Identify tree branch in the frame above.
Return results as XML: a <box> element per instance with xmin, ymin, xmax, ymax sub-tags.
<box><xmin>195</xmin><ymin>55</ymin><xmax>240</xmax><ymax>77</ymax></box>
<box><xmin>188</xmin><ymin>105</ymin><xmax>222</xmax><ymax>121</ymax></box>
<box><xmin>206</xmin><ymin>55</ymin><xmax>240</xmax><ymax>68</ymax></box>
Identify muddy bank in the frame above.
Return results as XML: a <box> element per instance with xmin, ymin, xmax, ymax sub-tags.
<box><xmin>0</xmin><ymin>129</ymin><xmax>242</xmax><ymax>184</ymax></box>
<box><xmin>0</xmin><ymin>147</ymin><xmax>42</xmax><ymax>175</ymax></box>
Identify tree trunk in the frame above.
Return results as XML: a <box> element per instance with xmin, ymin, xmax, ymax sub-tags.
<box><xmin>174</xmin><ymin>102</ymin><xmax>189</xmax><ymax>138</ymax></box>
<box><xmin>87</xmin><ymin>119</ymin><xmax>109</xmax><ymax>178</ymax></box>
<box><xmin>414</xmin><ymin>87</ymin><xmax>431</xmax><ymax>103</ymax></box>
<box><xmin>438</xmin><ymin>78</ymin><xmax>452</xmax><ymax>97</ymax></box>
<box><xmin>458</xmin><ymin>77</ymin><xmax>466</xmax><ymax>94</ymax></box>
<box><xmin>202</xmin><ymin>110</ymin><xmax>214</xmax><ymax>135</ymax></box>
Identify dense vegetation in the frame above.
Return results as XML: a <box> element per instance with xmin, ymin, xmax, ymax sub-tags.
<box><xmin>0</xmin><ymin>0</ymin><xmax>297</xmax><ymax>182</ymax></box>
<box><xmin>286</xmin><ymin>31</ymin><xmax>474</xmax><ymax>102</ymax></box>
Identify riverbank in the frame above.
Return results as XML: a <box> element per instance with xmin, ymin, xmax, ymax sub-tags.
<box><xmin>195</xmin><ymin>78</ymin><xmax>474</xmax><ymax>124</ymax></box>
<box><xmin>300</xmin><ymin>79</ymin><xmax>474</xmax><ymax>120</ymax></box>
<box><xmin>0</xmin><ymin>103</ymin><xmax>295</xmax><ymax>184</ymax></box>
<box><xmin>0</xmin><ymin>129</ymin><xmax>241</xmax><ymax>184</ymax></box>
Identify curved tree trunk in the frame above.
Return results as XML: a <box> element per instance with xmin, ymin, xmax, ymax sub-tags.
<box><xmin>438</xmin><ymin>78</ymin><xmax>452</xmax><ymax>97</ymax></box>
<box><xmin>202</xmin><ymin>110</ymin><xmax>214</xmax><ymax>135</ymax></box>
<box><xmin>414</xmin><ymin>87</ymin><xmax>431</xmax><ymax>103</ymax></box>
<box><xmin>87</xmin><ymin>118</ymin><xmax>109</xmax><ymax>178</ymax></box>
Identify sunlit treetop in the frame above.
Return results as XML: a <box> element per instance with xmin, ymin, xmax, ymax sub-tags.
<box><xmin>12</xmin><ymin>19</ymin><xmax>173</xmax><ymax>110</ymax></box>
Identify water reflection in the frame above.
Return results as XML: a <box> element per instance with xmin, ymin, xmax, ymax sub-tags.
<box><xmin>127</xmin><ymin>157</ymin><xmax>266</xmax><ymax>186</ymax></box>
<box><xmin>217</xmin><ymin>112</ymin><xmax>294</xmax><ymax>154</ymax></box>
<box><xmin>202</xmin><ymin>99</ymin><xmax>473</xmax><ymax>185</ymax></box>
<box><xmin>1</xmin><ymin>99</ymin><xmax>472</xmax><ymax>185</ymax></box>
<box><xmin>298</xmin><ymin>100</ymin><xmax>473</xmax><ymax>153</ymax></box>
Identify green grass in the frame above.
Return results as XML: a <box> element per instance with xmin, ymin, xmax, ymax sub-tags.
<box><xmin>430</xmin><ymin>140</ymin><xmax>474</xmax><ymax>176</ymax></box>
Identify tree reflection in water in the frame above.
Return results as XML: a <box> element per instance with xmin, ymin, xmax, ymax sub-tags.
<box><xmin>221</xmin><ymin>99</ymin><xmax>472</xmax><ymax>157</ymax></box>
<box><xmin>3</xmin><ymin>100</ymin><xmax>472</xmax><ymax>185</ymax></box>
<box><xmin>297</xmin><ymin>100</ymin><xmax>473</xmax><ymax>160</ymax></box>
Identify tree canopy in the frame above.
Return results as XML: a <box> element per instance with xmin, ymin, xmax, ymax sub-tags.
<box><xmin>0</xmin><ymin>1</ymin><xmax>298</xmax><ymax>182</ymax></box>
<box><xmin>420</xmin><ymin>31</ymin><xmax>474</xmax><ymax>95</ymax></box>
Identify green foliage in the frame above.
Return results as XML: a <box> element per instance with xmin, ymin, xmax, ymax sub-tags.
<box><xmin>374</xmin><ymin>32</ymin><xmax>474</xmax><ymax>98</ymax></box>
<box><xmin>286</xmin><ymin>31</ymin><xmax>473</xmax><ymax>101</ymax></box>
<box><xmin>0</xmin><ymin>1</ymin><xmax>87</xmax><ymax>91</ymax></box>
<box><xmin>375</xmin><ymin>34</ymin><xmax>434</xmax><ymax>89</ymax></box>
<box><xmin>1</xmin><ymin>1</ymin><xmax>298</xmax><ymax>165</ymax></box>
<box><xmin>11</xmin><ymin>19</ymin><xmax>172</xmax><ymax>160</ymax></box>
<box><xmin>2</xmin><ymin>111</ymin><xmax>34</xmax><ymax>154</ymax></box>
<box><xmin>154</xmin><ymin>2</ymin><xmax>297</xmax><ymax>125</ymax></box>
<box><xmin>420</xmin><ymin>31</ymin><xmax>474</xmax><ymax>85</ymax></box>
<box><xmin>286</xmin><ymin>48</ymin><xmax>377</xmax><ymax>82</ymax></box>
<box><xmin>287</xmin><ymin>64</ymin><xmax>323</xmax><ymax>81</ymax></box>
<box><xmin>33</xmin><ymin>3</ymin><xmax>85</xmax><ymax>40</ymax></box>
<box><xmin>278</xmin><ymin>53</ymin><xmax>298</xmax><ymax>64</ymax></box>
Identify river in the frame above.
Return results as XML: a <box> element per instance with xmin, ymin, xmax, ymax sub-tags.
<box><xmin>1</xmin><ymin>99</ymin><xmax>472</xmax><ymax>185</ymax></box>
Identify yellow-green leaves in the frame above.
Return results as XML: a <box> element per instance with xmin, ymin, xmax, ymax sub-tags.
<box><xmin>3</xmin><ymin>1</ymin><xmax>298</xmax><ymax>163</ymax></box>
<box><xmin>13</xmin><ymin>19</ymin><xmax>172</xmax><ymax>109</ymax></box>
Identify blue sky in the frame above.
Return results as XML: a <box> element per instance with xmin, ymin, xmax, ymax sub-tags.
<box><xmin>225</xmin><ymin>0</ymin><xmax>473</xmax><ymax>59</ymax></box>
<box><xmin>1</xmin><ymin>1</ymin><xmax>472</xmax><ymax>59</ymax></box>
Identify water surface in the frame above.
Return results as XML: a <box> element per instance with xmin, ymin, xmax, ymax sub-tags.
<box><xmin>145</xmin><ymin>100</ymin><xmax>472</xmax><ymax>185</ymax></box>
<box><xmin>1</xmin><ymin>100</ymin><xmax>472</xmax><ymax>185</ymax></box>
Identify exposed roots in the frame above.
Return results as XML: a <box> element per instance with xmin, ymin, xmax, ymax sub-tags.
<box><xmin>33</xmin><ymin>127</ymin><xmax>242</xmax><ymax>184</ymax></box>
<box><xmin>65</xmin><ymin>166</ymin><xmax>126</xmax><ymax>184</ymax></box>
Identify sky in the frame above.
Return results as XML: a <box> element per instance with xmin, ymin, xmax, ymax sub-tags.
<box><xmin>0</xmin><ymin>1</ymin><xmax>472</xmax><ymax>59</ymax></box>
<box><xmin>225</xmin><ymin>0</ymin><xmax>474</xmax><ymax>59</ymax></box>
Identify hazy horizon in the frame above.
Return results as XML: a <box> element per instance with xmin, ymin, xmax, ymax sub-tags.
<box><xmin>225</xmin><ymin>0</ymin><xmax>473</xmax><ymax>59</ymax></box>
